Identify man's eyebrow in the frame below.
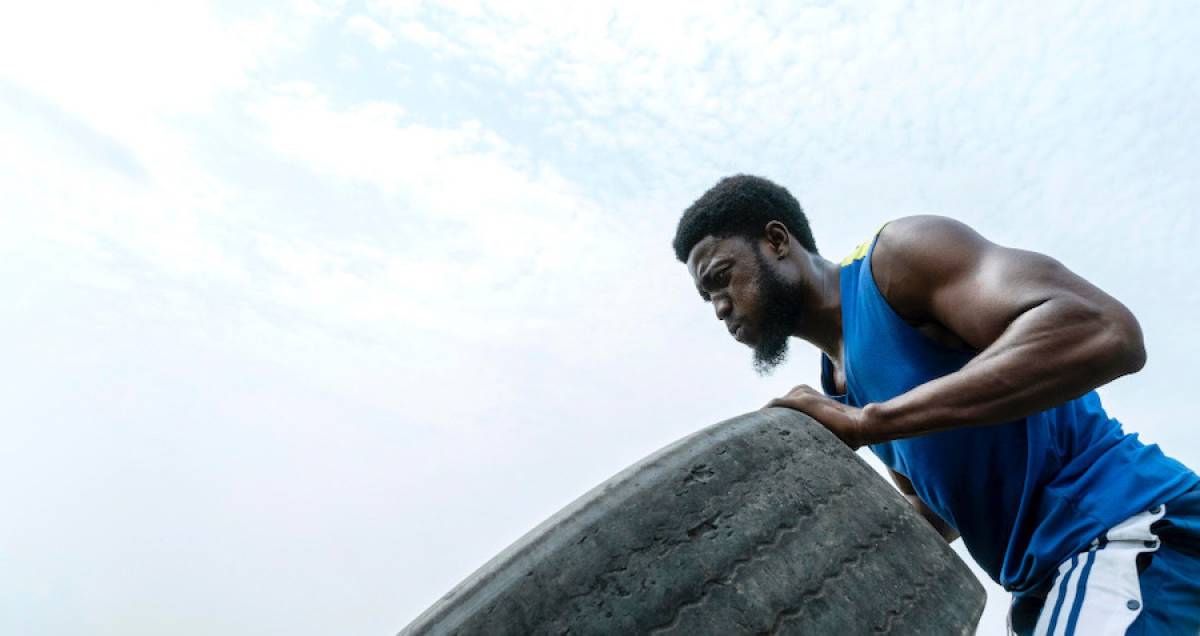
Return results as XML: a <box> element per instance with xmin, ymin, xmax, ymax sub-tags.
<box><xmin>695</xmin><ymin>258</ymin><xmax>730</xmax><ymax>300</ymax></box>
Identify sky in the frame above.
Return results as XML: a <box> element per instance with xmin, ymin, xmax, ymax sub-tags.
<box><xmin>2</xmin><ymin>1</ymin><xmax>1198</xmax><ymax>634</ymax></box>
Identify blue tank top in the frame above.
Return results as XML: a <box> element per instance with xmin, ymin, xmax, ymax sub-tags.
<box><xmin>821</xmin><ymin>228</ymin><xmax>1199</xmax><ymax>593</ymax></box>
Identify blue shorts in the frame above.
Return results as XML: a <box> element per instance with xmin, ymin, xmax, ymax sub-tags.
<box><xmin>1008</xmin><ymin>482</ymin><xmax>1200</xmax><ymax>635</ymax></box>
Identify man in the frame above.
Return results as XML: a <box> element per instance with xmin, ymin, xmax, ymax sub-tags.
<box><xmin>673</xmin><ymin>174</ymin><xmax>1199</xmax><ymax>635</ymax></box>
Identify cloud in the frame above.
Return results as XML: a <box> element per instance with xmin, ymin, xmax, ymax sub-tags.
<box><xmin>0</xmin><ymin>0</ymin><xmax>345</xmax><ymax>199</ymax></box>
<box><xmin>367</xmin><ymin>0</ymin><xmax>426</xmax><ymax>19</ymax></box>
<box><xmin>243</xmin><ymin>82</ymin><xmax>637</xmax><ymax>341</ymax></box>
<box><xmin>344</xmin><ymin>14</ymin><xmax>396</xmax><ymax>50</ymax></box>
<box><xmin>5</xmin><ymin>2</ymin><xmax>1200</xmax><ymax>635</ymax></box>
<box><xmin>0</xmin><ymin>80</ymin><xmax>148</xmax><ymax>183</ymax></box>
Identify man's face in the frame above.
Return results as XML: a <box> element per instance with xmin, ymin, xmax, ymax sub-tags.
<box><xmin>686</xmin><ymin>235</ymin><xmax>804</xmax><ymax>375</ymax></box>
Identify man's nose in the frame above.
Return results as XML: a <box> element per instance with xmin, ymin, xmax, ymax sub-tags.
<box><xmin>713</xmin><ymin>296</ymin><xmax>732</xmax><ymax>321</ymax></box>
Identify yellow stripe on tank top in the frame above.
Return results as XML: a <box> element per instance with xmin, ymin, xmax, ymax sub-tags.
<box><xmin>839</xmin><ymin>222</ymin><xmax>891</xmax><ymax>266</ymax></box>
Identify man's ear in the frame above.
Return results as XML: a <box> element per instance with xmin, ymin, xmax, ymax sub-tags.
<box><xmin>764</xmin><ymin>221</ymin><xmax>790</xmax><ymax>259</ymax></box>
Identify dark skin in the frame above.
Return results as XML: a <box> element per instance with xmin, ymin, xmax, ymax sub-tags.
<box><xmin>686</xmin><ymin>215</ymin><xmax>1147</xmax><ymax>542</ymax></box>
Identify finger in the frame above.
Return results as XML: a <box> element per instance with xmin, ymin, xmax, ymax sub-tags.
<box><xmin>766</xmin><ymin>397</ymin><xmax>796</xmax><ymax>410</ymax></box>
<box><xmin>768</xmin><ymin>397</ymin><xmax>808</xmax><ymax>412</ymax></box>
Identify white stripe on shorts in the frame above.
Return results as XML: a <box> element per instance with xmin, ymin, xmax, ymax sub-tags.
<box><xmin>1031</xmin><ymin>505</ymin><xmax>1166</xmax><ymax>636</ymax></box>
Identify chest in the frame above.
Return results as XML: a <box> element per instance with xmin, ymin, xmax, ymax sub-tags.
<box><xmin>908</xmin><ymin>320</ymin><xmax>973</xmax><ymax>352</ymax></box>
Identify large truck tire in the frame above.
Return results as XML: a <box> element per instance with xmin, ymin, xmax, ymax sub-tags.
<box><xmin>400</xmin><ymin>408</ymin><xmax>987</xmax><ymax>635</ymax></box>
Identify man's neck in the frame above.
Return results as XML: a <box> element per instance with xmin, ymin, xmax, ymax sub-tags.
<box><xmin>797</xmin><ymin>255</ymin><xmax>843</xmax><ymax>362</ymax></box>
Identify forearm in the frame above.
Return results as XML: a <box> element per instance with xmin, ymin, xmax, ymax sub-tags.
<box><xmin>861</xmin><ymin>298</ymin><xmax>1145</xmax><ymax>444</ymax></box>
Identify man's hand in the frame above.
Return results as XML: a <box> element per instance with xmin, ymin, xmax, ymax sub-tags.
<box><xmin>764</xmin><ymin>385</ymin><xmax>868</xmax><ymax>449</ymax></box>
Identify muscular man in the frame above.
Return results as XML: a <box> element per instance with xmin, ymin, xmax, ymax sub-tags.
<box><xmin>673</xmin><ymin>175</ymin><xmax>1199</xmax><ymax>635</ymax></box>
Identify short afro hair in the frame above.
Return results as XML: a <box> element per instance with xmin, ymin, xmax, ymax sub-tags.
<box><xmin>672</xmin><ymin>174</ymin><xmax>816</xmax><ymax>263</ymax></box>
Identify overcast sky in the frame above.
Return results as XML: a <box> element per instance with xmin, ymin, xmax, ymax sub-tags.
<box><xmin>3</xmin><ymin>1</ymin><xmax>1198</xmax><ymax>634</ymax></box>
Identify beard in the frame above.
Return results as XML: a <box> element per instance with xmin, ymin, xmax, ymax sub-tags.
<box><xmin>751</xmin><ymin>250</ymin><xmax>805</xmax><ymax>376</ymax></box>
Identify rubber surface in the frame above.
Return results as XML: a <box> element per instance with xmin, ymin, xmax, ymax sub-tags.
<box><xmin>400</xmin><ymin>408</ymin><xmax>986</xmax><ymax>635</ymax></box>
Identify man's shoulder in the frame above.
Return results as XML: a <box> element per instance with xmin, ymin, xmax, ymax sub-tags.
<box><xmin>868</xmin><ymin>215</ymin><xmax>993</xmax><ymax>327</ymax></box>
<box><xmin>842</xmin><ymin>215</ymin><xmax>955</xmax><ymax>266</ymax></box>
<box><xmin>876</xmin><ymin>215</ymin><xmax>982</xmax><ymax>258</ymax></box>
<box><xmin>872</xmin><ymin>215</ymin><xmax>989</xmax><ymax>281</ymax></box>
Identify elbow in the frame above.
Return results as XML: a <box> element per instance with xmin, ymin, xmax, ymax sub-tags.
<box><xmin>1122</xmin><ymin>332</ymin><xmax>1147</xmax><ymax>375</ymax></box>
<box><xmin>1105</xmin><ymin>310</ymin><xmax>1147</xmax><ymax>376</ymax></box>
<box><xmin>1068</xmin><ymin>296</ymin><xmax>1146</xmax><ymax>377</ymax></box>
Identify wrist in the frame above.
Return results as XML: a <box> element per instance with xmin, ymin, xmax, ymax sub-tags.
<box><xmin>857</xmin><ymin>402</ymin><xmax>888</xmax><ymax>446</ymax></box>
